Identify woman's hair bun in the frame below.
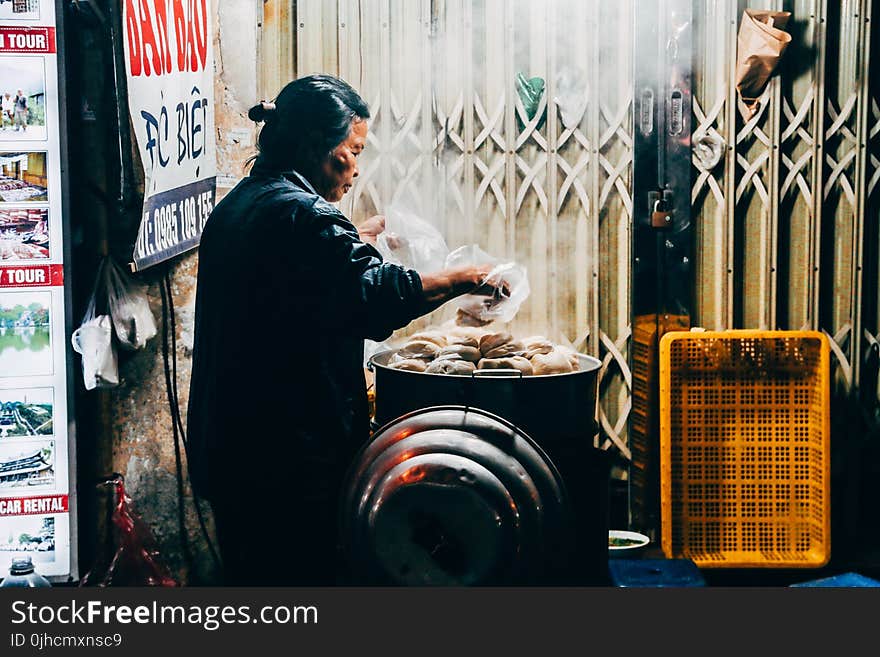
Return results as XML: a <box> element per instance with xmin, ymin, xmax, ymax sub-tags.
<box><xmin>248</xmin><ymin>101</ymin><xmax>277</xmax><ymax>122</ymax></box>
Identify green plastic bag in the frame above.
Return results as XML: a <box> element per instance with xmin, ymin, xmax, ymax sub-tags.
<box><xmin>516</xmin><ymin>72</ymin><xmax>546</xmax><ymax>131</ymax></box>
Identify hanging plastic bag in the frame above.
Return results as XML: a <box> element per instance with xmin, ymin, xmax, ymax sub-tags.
<box><xmin>80</xmin><ymin>474</ymin><xmax>179</xmax><ymax>587</ymax></box>
<box><xmin>105</xmin><ymin>256</ymin><xmax>157</xmax><ymax>351</ymax></box>
<box><xmin>445</xmin><ymin>244</ymin><xmax>530</xmax><ymax>326</ymax></box>
<box><xmin>375</xmin><ymin>204</ymin><xmax>450</xmax><ymax>273</ymax></box>
<box><xmin>693</xmin><ymin>129</ymin><xmax>725</xmax><ymax>170</ymax></box>
<box><xmin>735</xmin><ymin>10</ymin><xmax>792</xmax><ymax>122</ymax></box>
<box><xmin>516</xmin><ymin>72</ymin><xmax>546</xmax><ymax>131</ymax></box>
<box><xmin>71</xmin><ymin>259</ymin><xmax>119</xmax><ymax>390</ymax></box>
<box><xmin>553</xmin><ymin>66</ymin><xmax>587</xmax><ymax>131</ymax></box>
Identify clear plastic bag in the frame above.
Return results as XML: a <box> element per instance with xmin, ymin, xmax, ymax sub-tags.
<box><xmin>364</xmin><ymin>338</ymin><xmax>394</xmax><ymax>367</ymax></box>
<box><xmin>445</xmin><ymin>244</ymin><xmax>530</xmax><ymax>325</ymax></box>
<box><xmin>105</xmin><ymin>257</ymin><xmax>157</xmax><ymax>351</ymax></box>
<box><xmin>375</xmin><ymin>203</ymin><xmax>449</xmax><ymax>273</ymax></box>
<box><xmin>553</xmin><ymin>66</ymin><xmax>587</xmax><ymax>131</ymax></box>
<box><xmin>71</xmin><ymin>259</ymin><xmax>119</xmax><ymax>390</ymax></box>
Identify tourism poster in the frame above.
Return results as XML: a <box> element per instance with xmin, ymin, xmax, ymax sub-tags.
<box><xmin>0</xmin><ymin>0</ymin><xmax>73</xmax><ymax>581</ymax></box>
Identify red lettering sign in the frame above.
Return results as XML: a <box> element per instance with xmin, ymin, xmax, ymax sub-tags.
<box><xmin>138</xmin><ymin>0</ymin><xmax>162</xmax><ymax>76</ymax></box>
<box><xmin>0</xmin><ymin>265</ymin><xmax>64</xmax><ymax>288</ymax></box>
<box><xmin>0</xmin><ymin>495</ymin><xmax>69</xmax><ymax>518</ymax></box>
<box><xmin>0</xmin><ymin>27</ymin><xmax>55</xmax><ymax>54</ymax></box>
<box><xmin>127</xmin><ymin>0</ymin><xmax>209</xmax><ymax>77</ymax></box>
<box><xmin>172</xmin><ymin>0</ymin><xmax>187</xmax><ymax>72</ymax></box>
<box><xmin>125</xmin><ymin>0</ymin><xmax>141</xmax><ymax>76</ymax></box>
<box><xmin>153</xmin><ymin>0</ymin><xmax>172</xmax><ymax>74</ymax></box>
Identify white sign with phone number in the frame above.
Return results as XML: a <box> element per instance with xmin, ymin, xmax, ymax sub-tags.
<box><xmin>122</xmin><ymin>0</ymin><xmax>216</xmax><ymax>271</ymax></box>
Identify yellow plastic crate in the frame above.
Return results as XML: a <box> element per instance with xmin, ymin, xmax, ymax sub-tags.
<box><xmin>660</xmin><ymin>330</ymin><xmax>831</xmax><ymax>568</ymax></box>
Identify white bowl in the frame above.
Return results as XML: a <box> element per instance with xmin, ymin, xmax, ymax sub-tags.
<box><xmin>608</xmin><ymin>530</ymin><xmax>650</xmax><ymax>558</ymax></box>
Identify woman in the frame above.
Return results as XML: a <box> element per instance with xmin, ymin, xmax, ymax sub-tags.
<box><xmin>2</xmin><ymin>93</ymin><xmax>14</xmax><ymax>129</ymax></box>
<box><xmin>13</xmin><ymin>90</ymin><xmax>27</xmax><ymax>132</ymax></box>
<box><xmin>186</xmin><ymin>75</ymin><xmax>501</xmax><ymax>586</ymax></box>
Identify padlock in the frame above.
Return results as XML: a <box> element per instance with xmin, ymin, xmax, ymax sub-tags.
<box><xmin>651</xmin><ymin>198</ymin><xmax>672</xmax><ymax>228</ymax></box>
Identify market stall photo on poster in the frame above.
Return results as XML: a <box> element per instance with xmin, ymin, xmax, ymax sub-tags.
<box><xmin>0</xmin><ymin>0</ymin><xmax>878</xmax><ymax>635</ymax></box>
<box><xmin>0</xmin><ymin>207</ymin><xmax>48</xmax><ymax>261</ymax></box>
<box><xmin>0</xmin><ymin>152</ymin><xmax>47</xmax><ymax>202</ymax></box>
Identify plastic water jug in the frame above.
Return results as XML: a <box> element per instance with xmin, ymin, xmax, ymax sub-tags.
<box><xmin>0</xmin><ymin>556</ymin><xmax>51</xmax><ymax>587</ymax></box>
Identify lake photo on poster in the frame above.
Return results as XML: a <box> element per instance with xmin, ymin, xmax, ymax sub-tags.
<box><xmin>0</xmin><ymin>291</ymin><xmax>50</xmax><ymax>377</ymax></box>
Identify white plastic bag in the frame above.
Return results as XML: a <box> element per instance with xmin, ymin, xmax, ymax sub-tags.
<box><xmin>375</xmin><ymin>204</ymin><xmax>449</xmax><ymax>273</ymax></box>
<box><xmin>553</xmin><ymin>66</ymin><xmax>588</xmax><ymax>130</ymax></box>
<box><xmin>71</xmin><ymin>259</ymin><xmax>119</xmax><ymax>390</ymax></box>
<box><xmin>105</xmin><ymin>257</ymin><xmax>157</xmax><ymax>351</ymax></box>
<box><xmin>693</xmin><ymin>129</ymin><xmax>725</xmax><ymax>170</ymax></box>
<box><xmin>444</xmin><ymin>244</ymin><xmax>530</xmax><ymax>325</ymax></box>
<box><xmin>364</xmin><ymin>338</ymin><xmax>393</xmax><ymax>368</ymax></box>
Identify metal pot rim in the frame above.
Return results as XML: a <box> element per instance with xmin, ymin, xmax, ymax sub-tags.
<box><xmin>369</xmin><ymin>348</ymin><xmax>602</xmax><ymax>378</ymax></box>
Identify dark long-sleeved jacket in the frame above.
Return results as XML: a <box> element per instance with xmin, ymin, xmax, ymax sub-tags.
<box><xmin>186</xmin><ymin>162</ymin><xmax>424</xmax><ymax>501</ymax></box>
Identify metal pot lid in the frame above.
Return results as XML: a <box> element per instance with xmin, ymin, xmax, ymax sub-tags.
<box><xmin>339</xmin><ymin>406</ymin><xmax>574</xmax><ymax>586</ymax></box>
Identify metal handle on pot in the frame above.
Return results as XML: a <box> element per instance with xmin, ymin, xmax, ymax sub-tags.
<box><xmin>471</xmin><ymin>369</ymin><xmax>524</xmax><ymax>378</ymax></box>
<box><xmin>462</xmin><ymin>368</ymin><xmax>523</xmax><ymax>419</ymax></box>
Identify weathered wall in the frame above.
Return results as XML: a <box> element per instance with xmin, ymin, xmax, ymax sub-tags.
<box><xmin>105</xmin><ymin>2</ymin><xmax>259</xmax><ymax>585</ymax></box>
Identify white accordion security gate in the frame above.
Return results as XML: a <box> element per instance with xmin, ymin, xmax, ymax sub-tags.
<box><xmin>260</xmin><ymin>0</ymin><xmax>880</xmax><ymax>469</ymax></box>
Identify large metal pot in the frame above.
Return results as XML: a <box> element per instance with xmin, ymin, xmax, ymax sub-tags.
<box><xmin>340</xmin><ymin>406</ymin><xmax>574</xmax><ymax>585</ymax></box>
<box><xmin>363</xmin><ymin>349</ymin><xmax>610</xmax><ymax>585</ymax></box>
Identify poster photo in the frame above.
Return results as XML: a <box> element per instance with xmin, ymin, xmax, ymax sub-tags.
<box><xmin>0</xmin><ymin>290</ymin><xmax>51</xmax><ymax>377</ymax></box>
<box><xmin>0</xmin><ymin>439</ymin><xmax>54</xmax><ymax>490</ymax></box>
<box><xmin>0</xmin><ymin>1</ymin><xmax>41</xmax><ymax>21</ymax></box>
<box><xmin>0</xmin><ymin>387</ymin><xmax>52</xmax><ymax>438</ymax></box>
<box><xmin>0</xmin><ymin>152</ymin><xmax>47</xmax><ymax>202</ymax></box>
<box><xmin>0</xmin><ymin>514</ymin><xmax>55</xmax><ymax>572</ymax></box>
<box><xmin>0</xmin><ymin>207</ymin><xmax>48</xmax><ymax>260</ymax></box>
<box><xmin>0</xmin><ymin>57</ymin><xmax>46</xmax><ymax>141</ymax></box>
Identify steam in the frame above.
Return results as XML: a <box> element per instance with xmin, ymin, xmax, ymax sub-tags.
<box><xmin>349</xmin><ymin>0</ymin><xmax>632</xmax><ymax>345</ymax></box>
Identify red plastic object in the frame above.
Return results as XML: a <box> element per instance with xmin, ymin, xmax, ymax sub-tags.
<box><xmin>80</xmin><ymin>474</ymin><xmax>178</xmax><ymax>587</ymax></box>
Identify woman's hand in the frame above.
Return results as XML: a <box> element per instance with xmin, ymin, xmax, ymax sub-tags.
<box><xmin>469</xmin><ymin>264</ymin><xmax>511</xmax><ymax>298</ymax></box>
<box><xmin>418</xmin><ymin>263</ymin><xmax>510</xmax><ymax>315</ymax></box>
<box><xmin>357</xmin><ymin>215</ymin><xmax>386</xmax><ymax>245</ymax></box>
